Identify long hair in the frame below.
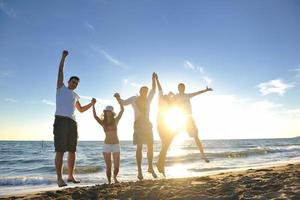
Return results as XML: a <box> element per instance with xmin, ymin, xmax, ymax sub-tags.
<box><xmin>101</xmin><ymin>111</ymin><xmax>116</xmax><ymax>126</ymax></box>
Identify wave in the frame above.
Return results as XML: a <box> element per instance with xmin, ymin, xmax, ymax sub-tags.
<box><xmin>208</xmin><ymin>148</ymin><xmax>273</xmax><ymax>158</ymax></box>
<box><xmin>188</xmin><ymin>167</ymin><xmax>230</xmax><ymax>172</ymax></box>
<box><xmin>165</xmin><ymin>145</ymin><xmax>300</xmax><ymax>164</ymax></box>
<box><xmin>0</xmin><ymin>176</ymin><xmax>53</xmax><ymax>186</ymax></box>
<box><xmin>0</xmin><ymin>158</ymin><xmax>50</xmax><ymax>165</ymax></box>
<box><xmin>0</xmin><ymin>166</ymin><xmax>103</xmax><ymax>186</ymax></box>
<box><xmin>63</xmin><ymin>165</ymin><xmax>103</xmax><ymax>174</ymax></box>
<box><xmin>0</xmin><ymin>164</ymin><xmax>103</xmax><ymax>174</ymax></box>
<box><xmin>181</xmin><ymin>142</ymin><xmax>300</xmax><ymax>151</ymax></box>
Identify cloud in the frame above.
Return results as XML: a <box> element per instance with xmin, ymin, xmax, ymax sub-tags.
<box><xmin>123</xmin><ymin>78</ymin><xmax>141</xmax><ymax>88</ymax></box>
<box><xmin>257</xmin><ymin>79</ymin><xmax>293</xmax><ymax>96</ymax></box>
<box><xmin>192</xmin><ymin>94</ymin><xmax>300</xmax><ymax>139</ymax></box>
<box><xmin>184</xmin><ymin>60</ymin><xmax>204</xmax><ymax>73</ymax></box>
<box><xmin>184</xmin><ymin>60</ymin><xmax>195</xmax><ymax>70</ymax></box>
<box><xmin>184</xmin><ymin>60</ymin><xmax>212</xmax><ymax>85</ymax></box>
<box><xmin>0</xmin><ymin>0</ymin><xmax>16</xmax><ymax>17</ymax></box>
<box><xmin>100</xmin><ymin>50</ymin><xmax>122</xmax><ymax>66</ymax></box>
<box><xmin>4</xmin><ymin>98</ymin><xmax>18</xmax><ymax>103</ymax></box>
<box><xmin>42</xmin><ymin>99</ymin><xmax>55</xmax><ymax>106</ymax></box>
<box><xmin>90</xmin><ymin>46</ymin><xmax>126</xmax><ymax>68</ymax></box>
<box><xmin>84</xmin><ymin>21</ymin><xmax>95</xmax><ymax>32</ymax></box>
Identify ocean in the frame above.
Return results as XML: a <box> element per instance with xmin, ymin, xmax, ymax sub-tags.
<box><xmin>0</xmin><ymin>138</ymin><xmax>300</xmax><ymax>196</ymax></box>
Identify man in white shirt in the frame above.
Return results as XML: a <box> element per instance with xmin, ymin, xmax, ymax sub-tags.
<box><xmin>115</xmin><ymin>73</ymin><xmax>157</xmax><ymax>180</ymax></box>
<box><xmin>54</xmin><ymin>50</ymin><xmax>96</xmax><ymax>187</ymax></box>
<box><xmin>175</xmin><ymin>83</ymin><xmax>212</xmax><ymax>163</ymax></box>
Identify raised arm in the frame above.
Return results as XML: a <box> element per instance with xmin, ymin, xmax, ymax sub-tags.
<box><xmin>155</xmin><ymin>74</ymin><xmax>163</xmax><ymax>95</ymax></box>
<box><xmin>92</xmin><ymin>104</ymin><xmax>103</xmax><ymax>126</ymax></box>
<box><xmin>76</xmin><ymin>98</ymin><xmax>96</xmax><ymax>113</ymax></box>
<box><xmin>152</xmin><ymin>72</ymin><xmax>157</xmax><ymax>91</ymax></box>
<box><xmin>146</xmin><ymin>72</ymin><xmax>157</xmax><ymax>103</ymax></box>
<box><xmin>114</xmin><ymin>93</ymin><xmax>135</xmax><ymax>106</ymax></box>
<box><xmin>57</xmin><ymin>50</ymin><xmax>68</xmax><ymax>89</ymax></box>
<box><xmin>114</xmin><ymin>94</ymin><xmax>124</xmax><ymax>123</ymax></box>
<box><xmin>188</xmin><ymin>86</ymin><xmax>213</xmax><ymax>98</ymax></box>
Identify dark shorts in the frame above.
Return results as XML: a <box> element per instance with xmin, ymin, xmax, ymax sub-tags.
<box><xmin>53</xmin><ymin>116</ymin><xmax>78</xmax><ymax>152</ymax></box>
<box><xmin>133</xmin><ymin>119</ymin><xmax>153</xmax><ymax>145</ymax></box>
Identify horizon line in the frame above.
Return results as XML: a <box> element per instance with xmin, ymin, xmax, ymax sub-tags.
<box><xmin>0</xmin><ymin>136</ymin><xmax>298</xmax><ymax>142</ymax></box>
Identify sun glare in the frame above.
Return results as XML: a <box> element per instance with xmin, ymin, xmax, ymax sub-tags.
<box><xmin>164</xmin><ymin>107</ymin><xmax>187</xmax><ymax>132</ymax></box>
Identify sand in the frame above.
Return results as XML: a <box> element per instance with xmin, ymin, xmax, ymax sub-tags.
<box><xmin>2</xmin><ymin>163</ymin><xmax>300</xmax><ymax>200</ymax></box>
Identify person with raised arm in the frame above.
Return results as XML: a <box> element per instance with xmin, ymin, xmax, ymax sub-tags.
<box><xmin>92</xmin><ymin>94</ymin><xmax>124</xmax><ymax>184</ymax></box>
<box><xmin>53</xmin><ymin>50</ymin><xmax>96</xmax><ymax>187</ymax></box>
<box><xmin>115</xmin><ymin>73</ymin><xmax>157</xmax><ymax>180</ymax></box>
<box><xmin>175</xmin><ymin>83</ymin><xmax>212</xmax><ymax>163</ymax></box>
<box><xmin>155</xmin><ymin>74</ymin><xmax>176</xmax><ymax>176</ymax></box>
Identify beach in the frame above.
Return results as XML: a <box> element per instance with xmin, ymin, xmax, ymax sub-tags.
<box><xmin>1</xmin><ymin>139</ymin><xmax>300</xmax><ymax>198</ymax></box>
<box><xmin>2</xmin><ymin>162</ymin><xmax>299</xmax><ymax>200</ymax></box>
<box><xmin>1</xmin><ymin>0</ymin><xmax>300</xmax><ymax>199</ymax></box>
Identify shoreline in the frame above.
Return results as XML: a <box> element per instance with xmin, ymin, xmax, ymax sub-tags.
<box><xmin>2</xmin><ymin>161</ymin><xmax>299</xmax><ymax>199</ymax></box>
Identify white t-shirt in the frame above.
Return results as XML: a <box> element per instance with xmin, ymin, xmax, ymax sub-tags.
<box><xmin>121</xmin><ymin>89</ymin><xmax>155</xmax><ymax>120</ymax></box>
<box><xmin>175</xmin><ymin>93</ymin><xmax>193</xmax><ymax>115</ymax></box>
<box><xmin>55</xmin><ymin>85</ymin><xmax>80</xmax><ymax>121</ymax></box>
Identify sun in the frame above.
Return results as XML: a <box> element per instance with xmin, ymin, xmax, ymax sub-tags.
<box><xmin>164</xmin><ymin>106</ymin><xmax>187</xmax><ymax>132</ymax></box>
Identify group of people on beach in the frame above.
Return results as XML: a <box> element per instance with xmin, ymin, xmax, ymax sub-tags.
<box><xmin>53</xmin><ymin>50</ymin><xmax>213</xmax><ymax>187</ymax></box>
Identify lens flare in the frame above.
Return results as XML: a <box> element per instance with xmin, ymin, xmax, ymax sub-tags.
<box><xmin>164</xmin><ymin>107</ymin><xmax>187</xmax><ymax>131</ymax></box>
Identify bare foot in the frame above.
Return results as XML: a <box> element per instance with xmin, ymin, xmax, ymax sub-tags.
<box><xmin>160</xmin><ymin>169</ymin><xmax>166</xmax><ymax>177</ymax></box>
<box><xmin>57</xmin><ymin>179</ymin><xmax>67</xmax><ymax>187</ymax></box>
<box><xmin>156</xmin><ymin>162</ymin><xmax>162</xmax><ymax>172</ymax></box>
<box><xmin>67</xmin><ymin>176</ymin><xmax>80</xmax><ymax>183</ymax></box>
<box><xmin>137</xmin><ymin>172</ymin><xmax>144</xmax><ymax>180</ymax></box>
<box><xmin>156</xmin><ymin>162</ymin><xmax>166</xmax><ymax>177</ymax></box>
<box><xmin>148</xmin><ymin>168</ymin><xmax>158</xmax><ymax>178</ymax></box>
<box><xmin>156</xmin><ymin>162</ymin><xmax>164</xmax><ymax>173</ymax></box>
<box><xmin>202</xmin><ymin>156</ymin><xmax>210</xmax><ymax>163</ymax></box>
<box><xmin>114</xmin><ymin>177</ymin><xmax>119</xmax><ymax>183</ymax></box>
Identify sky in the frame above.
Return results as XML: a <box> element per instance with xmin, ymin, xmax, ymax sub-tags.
<box><xmin>0</xmin><ymin>0</ymin><xmax>300</xmax><ymax>141</ymax></box>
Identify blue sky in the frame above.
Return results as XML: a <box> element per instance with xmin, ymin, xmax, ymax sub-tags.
<box><xmin>1</xmin><ymin>0</ymin><xmax>300</xmax><ymax>140</ymax></box>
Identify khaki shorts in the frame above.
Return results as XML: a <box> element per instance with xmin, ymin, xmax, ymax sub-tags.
<box><xmin>133</xmin><ymin>119</ymin><xmax>153</xmax><ymax>145</ymax></box>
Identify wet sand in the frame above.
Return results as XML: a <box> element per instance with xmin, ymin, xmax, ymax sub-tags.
<box><xmin>2</xmin><ymin>163</ymin><xmax>300</xmax><ymax>200</ymax></box>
